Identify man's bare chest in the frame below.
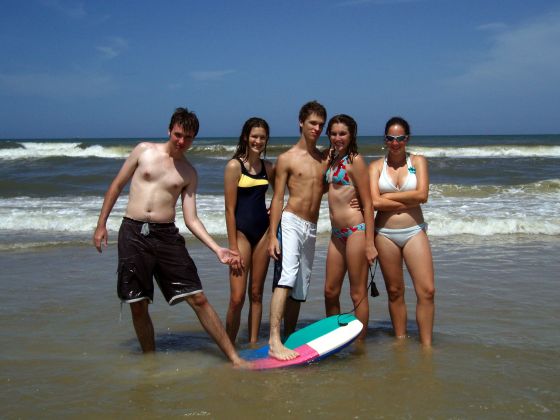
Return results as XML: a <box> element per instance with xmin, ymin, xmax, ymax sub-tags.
<box><xmin>289</xmin><ymin>159</ymin><xmax>325</xmax><ymax>187</ymax></box>
<box><xmin>136</xmin><ymin>157</ymin><xmax>188</xmax><ymax>191</ymax></box>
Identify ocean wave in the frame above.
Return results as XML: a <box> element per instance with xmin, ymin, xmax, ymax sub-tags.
<box><xmin>430</xmin><ymin>179</ymin><xmax>560</xmax><ymax>197</ymax></box>
<box><xmin>409</xmin><ymin>145</ymin><xmax>560</xmax><ymax>158</ymax></box>
<box><xmin>3</xmin><ymin>140</ymin><xmax>559</xmax><ymax>161</ymax></box>
<box><xmin>0</xmin><ymin>186</ymin><xmax>559</xmax><ymax>238</ymax></box>
<box><xmin>0</xmin><ymin>141</ymin><xmax>26</xmax><ymax>150</ymax></box>
<box><xmin>0</xmin><ymin>141</ymin><xmax>288</xmax><ymax>160</ymax></box>
<box><xmin>188</xmin><ymin>144</ymin><xmax>236</xmax><ymax>154</ymax></box>
<box><xmin>0</xmin><ymin>142</ymin><xmax>129</xmax><ymax>160</ymax></box>
<box><xmin>0</xmin><ymin>239</ymin><xmax>91</xmax><ymax>251</ymax></box>
<box><xmin>425</xmin><ymin>217</ymin><xmax>560</xmax><ymax>236</ymax></box>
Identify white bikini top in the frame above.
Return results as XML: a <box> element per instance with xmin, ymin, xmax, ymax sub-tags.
<box><xmin>378</xmin><ymin>154</ymin><xmax>417</xmax><ymax>193</ymax></box>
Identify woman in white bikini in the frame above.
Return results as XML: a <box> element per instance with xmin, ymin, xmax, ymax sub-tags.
<box><xmin>324</xmin><ymin>114</ymin><xmax>377</xmax><ymax>341</ymax></box>
<box><xmin>368</xmin><ymin>116</ymin><xmax>435</xmax><ymax>347</ymax></box>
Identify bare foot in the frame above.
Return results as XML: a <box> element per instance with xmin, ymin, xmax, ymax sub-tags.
<box><xmin>421</xmin><ymin>342</ymin><xmax>433</xmax><ymax>352</ymax></box>
<box><xmin>232</xmin><ymin>357</ymin><xmax>253</xmax><ymax>370</ymax></box>
<box><xmin>268</xmin><ymin>341</ymin><xmax>299</xmax><ymax>361</ymax></box>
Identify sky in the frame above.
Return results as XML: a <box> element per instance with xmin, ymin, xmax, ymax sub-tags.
<box><xmin>1</xmin><ymin>0</ymin><xmax>559</xmax><ymax>138</ymax></box>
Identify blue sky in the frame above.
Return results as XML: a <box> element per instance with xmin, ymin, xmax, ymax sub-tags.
<box><xmin>1</xmin><ymin>0</ymin><xmax>559</xmax><ymax>138</ymax></box>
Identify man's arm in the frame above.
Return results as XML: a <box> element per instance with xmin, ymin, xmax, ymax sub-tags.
<box><xmin>92</xmin><ymin>143</ymin><xmax>147</xmax><ymax>252</ymax></box>
<box><xmin>268</xmin><ymin>154</ymin><xmax>289</xmax><ymax>260</ymax></box>
<box><xmin>181</xmin><ymin>168</ymin><xmax>238</xmax><ymax>264</ymax></box>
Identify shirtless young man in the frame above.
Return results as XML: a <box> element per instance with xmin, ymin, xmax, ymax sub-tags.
<box><xmin>267</xmin><ymin>100</ymin><xmax>328</xmax><ymax>360</ymax></box>
<box><xmin>93</xmin><ymin>107</ymin><xmax>248</xmax><ymax>367</ymax></box>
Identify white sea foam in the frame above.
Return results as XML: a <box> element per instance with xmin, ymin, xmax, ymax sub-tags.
<box><xmin>425</xmin><ymin>181</ymin><xmax>560</xmax><ymax>235</ymax></box>
<box><xmin>0</xmin><ymin>182</ymin><xmax>559</xmax><ymax>239</ymax></box>
<box><xmin>409</xmin><ymin>145</ymin><xmax>560</xmax><ymax>158</ymax></box>
<box><xmin>0</xmin><ymin>142</ymin><xmax>237</xmax><ymax>160</ymax></box>
<box><xmin>0</xmin><ymin>142</ymin><xmax>129</xmax><ymax>160</ymax></box>
<box><xmin>192</xmin><ymin>144</ymin><xmax>236</xmax><ymax>153</ymax></box>
<box><xmin>3</xmin><ymin>141</ymin><xmax>560</xmax><ymax>161</ymax></box>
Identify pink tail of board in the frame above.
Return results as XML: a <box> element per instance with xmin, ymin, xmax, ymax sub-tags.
<box><xmin>251</xmin><ymin>344</ymin><xmax>320</xmax><ymax>370</ymax></box>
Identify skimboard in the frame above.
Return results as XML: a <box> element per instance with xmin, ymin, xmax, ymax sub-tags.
<box><xmin>243</xmin><ymin>314</ymin><xmax>363</xmax><ymax>370</ymax></box>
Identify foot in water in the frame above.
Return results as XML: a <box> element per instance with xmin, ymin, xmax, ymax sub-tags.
<box><xmin>232</xmin><ymin>357</ymin><xmax>254</xmax><ymax>369</ymax></box>
<box><xmin>268</xmin><ymin>341</ymin><xmax>299</xmax><ymax>361</ymax></box>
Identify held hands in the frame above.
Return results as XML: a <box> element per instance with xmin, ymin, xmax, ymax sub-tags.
<box><xmin>217</xmin><ymin>247</ymin><xmax>245</xmax><ymax>269</ymax></box>
<box><xmin>93</xmin><ymin>225</ymin><xmax>108</xmax><ymax>253</ymax></box>
<box><xmin>228</xmin><ymin>249</ymin><xmax>245</xmax><ymax>275</ymax></box>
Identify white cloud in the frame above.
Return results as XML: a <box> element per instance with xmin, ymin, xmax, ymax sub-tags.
<box><xmin>190</xmin><ymin>70</ymin><xmax>235</xmax><ymax>82</ymax></box>
<box><xmin>446</xmin><ymin>11</ymin><xmax>560</xmax><ymax>92</ymax></box>
<box><xmin>96</xmin><ymin>37</ymin><xmax>128</xmax><ymax>59</ymax></box>
<box><xmin>40</xmin><ymin>0</ymin><xmax>86</xmax><ymax>19</ymax></box>
<box><xmin>167</xmin><ymin>82</ymin><xmax>184</xmax><ymax>90</ymax></box>
<box><xmin>476</xmin><ymin>22</ymin><xmax>508</xmax><ymax>32</ymax></box>
<box><xmin>0</xmin><ymin>71</ymin><xmax>115</xmax><ymax>98</ymax></box>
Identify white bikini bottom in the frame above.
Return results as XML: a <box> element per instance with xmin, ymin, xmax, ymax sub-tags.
<box><xmin>375</xmin><ymin>223</ymin><xmax>427</xmax><ymax>248</ymax></box>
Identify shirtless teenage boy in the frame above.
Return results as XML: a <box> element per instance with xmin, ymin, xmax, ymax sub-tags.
<box><xmin>267</xmin><ymin>100</ymin><xmax>328</xmax><ymax>361</ymax></box>
<box><xmin>93</xmin><ymin>107</ymin><xmax>248</xmax><ymax>367</ymax></box>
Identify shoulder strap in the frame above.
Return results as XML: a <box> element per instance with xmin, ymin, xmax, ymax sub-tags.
<box><xmin>237</xmin><ymin>158</ymin><xmax>248</xmax><ymax>175</ymax></box>
<box><xmin>259</xmin><ymin>159</ymin><xmax>267</xmax><ymax>177</ymax></box>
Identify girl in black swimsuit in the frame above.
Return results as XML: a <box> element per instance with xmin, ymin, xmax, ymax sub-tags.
<box><xmin>224</xmin><ymin>118</ymin><xmax>275</xmax><ymax>344</ymax></box>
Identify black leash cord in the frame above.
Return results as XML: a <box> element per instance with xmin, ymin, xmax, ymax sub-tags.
<box><xmin>337</xmin><ymin>260</ymin><xmax>379</xmax><ymax>326</ymax></box>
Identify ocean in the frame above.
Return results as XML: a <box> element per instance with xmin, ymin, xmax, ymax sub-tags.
<box><xmin>1</xmin><ymin>134</ymin><xmax>559</xmax><ymax>249</ymax></box>
<box><xmin>1</xmin><ymin>134</ymin><xmax>559</xmax><ymax>418</ymax></box>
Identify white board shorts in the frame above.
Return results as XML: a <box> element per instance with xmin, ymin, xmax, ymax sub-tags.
<box><xmin>272</xmin><ymin>211</ymin><xmax>317</xmax><ymax>302</ymax></box>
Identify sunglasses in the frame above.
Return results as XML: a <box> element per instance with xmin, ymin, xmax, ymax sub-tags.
<box><xmin>384</xmin><ymin>135</ymin><xmax>409</xmax><ymax>143</ymax></box>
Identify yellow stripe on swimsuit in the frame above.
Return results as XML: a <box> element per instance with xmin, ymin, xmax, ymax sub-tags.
<box><xmin>238</xmin><ymin>173</ymin><xmax>269</xmax><ymax>188</ymax></box>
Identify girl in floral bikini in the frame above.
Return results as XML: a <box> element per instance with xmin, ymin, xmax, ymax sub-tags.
<box><xmin>323</xmin><ymin>114</ymin><xmax>377</xmax><ymax>340</ymax></box>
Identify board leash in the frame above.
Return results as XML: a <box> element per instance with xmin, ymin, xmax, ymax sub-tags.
<box><xmin>337</xmin><ymin>259</ymin><xmax>379</xmax><ymax>326</ymax></box>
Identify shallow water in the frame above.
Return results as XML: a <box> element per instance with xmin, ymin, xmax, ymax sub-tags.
<box><xmin>1</xmin><ymin>235</ymin><xmax>559</xmax><ymax>418</ymax></box>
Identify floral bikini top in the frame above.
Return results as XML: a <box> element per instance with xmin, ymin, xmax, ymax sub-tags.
<box><xmin>325</xmin><ymin>154</ymin><xmax>352</xmax><ymax>186</ymax></box>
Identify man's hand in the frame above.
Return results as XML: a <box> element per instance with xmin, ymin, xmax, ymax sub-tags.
<box><xmin>217</xmin><ymin>247</ymin><xmax>244</xmax><ymax>268</ymax></box>
<box><xmin>93</xmin><ymin>225</ymin><xmax>108</xmax><ymax>253</ymax></box>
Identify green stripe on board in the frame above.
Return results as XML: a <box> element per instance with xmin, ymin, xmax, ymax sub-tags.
<box><xmin>284</xmin><ymin>314</ymin><xmax>357</xmax><ymax>349</ymax></box>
